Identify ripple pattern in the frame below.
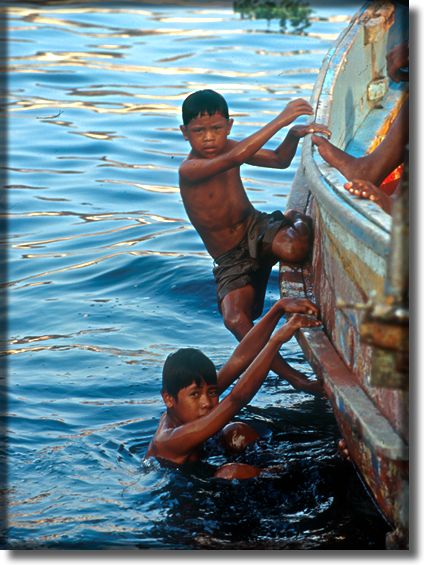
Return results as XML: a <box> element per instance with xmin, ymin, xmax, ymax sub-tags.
<box><xmin>3</xmin><ymin>0</ymin><xmax>388</xmax><ymax>549</ymax></box>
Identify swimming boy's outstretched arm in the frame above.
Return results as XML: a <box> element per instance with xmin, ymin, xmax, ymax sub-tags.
<box><xmin>152</xmin><ymin>313</ymin><xmax>321</xmax><ymax>462</ymax></box>
<box><xmin>216</xmin><ymin>297</ymin><xmax>319</xmax><ymax>393</ymax></box>
<box><xmin>179</xmin><ymin>98</ymin><xmax>314</xmax><ymax>184</ymax></box>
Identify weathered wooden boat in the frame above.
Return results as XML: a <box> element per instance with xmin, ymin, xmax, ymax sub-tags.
<box><xmin>280</xmin><ymin>0</ymin><xmax>409</xmax><ymax>548</ymax></box>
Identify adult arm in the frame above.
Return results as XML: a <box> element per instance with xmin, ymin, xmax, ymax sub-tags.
<box><xmin>386</xmin><ymin>41</ymin><xmax>409</xmax><ymax>83</ymax></box>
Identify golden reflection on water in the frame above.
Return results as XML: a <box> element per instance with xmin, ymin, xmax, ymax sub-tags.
<box><xmin>10</xmin><ymin>57</ymin><xmax>267</xmax><ymax>79</ymax></box>
<box><xmin>11</xmin><ymin>98</ymin><xmax>180</xmax><ymax>116</ymax></box>
<box><xmin>5</xmin><ymin>343</ymin><xmax>150</xmax><ymax>358</ymax></box>
<box><xmin>153</xmin><ymin>16</ymin><xmax>225</xmax><ymax>23</ymax></box>
<box><xmin>12</xmin><ymin>50</ymin><xmax>123</xmax><ymax>62</ymax></box>
<box><xmin>4</xmin><ymin>164</ymin><xmax>81</xmax><ymax>174</ymax></box>
<box><xmin>23</xmin><ymin>253</ymin><xmax>69</xmax><ymax>259</ymax></box>
<box><xmin>100</xmin><ymin>179</ymin><xmax>179</xmax><ymax>194</ymax></box>
<box><xmin>11</xmin><ymin>220</ymin><xmax>180</xmax><ymax>251</ymax></box>
<box><xmin>71</xmin><ymin>131</ymin><xmax>123</xmax><ymax>141</ymax></box>
<box><xmin>96</xmin><ymin>157</ymin><xmax>175</xmax><ymax>171</ymax></box>
<box><xmin>10</xmin><ymin>327</ymin><xmax>118</xmax><ymax>346</ymax></box>
<box><xmin>5</xmin><ymin>247</ymin><xmax>208</xmax><ymax>291</ymax></box>
<box><xmin>6</xmin><ymin>6</ymin><xmax>155</xmax><ymax>18</ymax></box>
<box><xmin>107</xmin><ymin>225</ymin><xmax>188</xmax><ymax>248</ymax></box>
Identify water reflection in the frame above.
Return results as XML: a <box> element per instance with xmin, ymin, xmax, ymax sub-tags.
<box><xmin>5</xmin><ymin>0</ymin><xmax>388</xmax><ymax>550</ymax></box>
<box><xmin>234</xmin><ymin>0</ymin><xmax>312</xmax><ymax>33</ymax></box>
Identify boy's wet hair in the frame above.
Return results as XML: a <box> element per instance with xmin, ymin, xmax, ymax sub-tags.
<box><xmin>182</xmin><ymin>89</ymin><xmax>229</xmax><ymax>125</ymax></box>
<box><xmin>162</xmin><ymin>347</ymin><xmax>217</xmax><ymax>398</ymax></box>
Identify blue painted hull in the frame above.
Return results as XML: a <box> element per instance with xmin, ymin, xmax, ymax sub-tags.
<box><xmin>282</xmin><ymin>1</ymin><xmax>409</xmax><ymax>546</ymax></box>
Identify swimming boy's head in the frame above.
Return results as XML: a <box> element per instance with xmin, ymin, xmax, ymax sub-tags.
<box><xmin>162</xmin><ymin>348</ymin><xmax>217</xmax><ymax>397</ymax></box>
<box><xmin>162</xmin><ymin>348</ymin><xmax>219</xmax><ymax>422</ymax></box>
<box><xmin>182</xmin><ymin>89</ymin><xmax>229</xmax><ymax>126</ymax></box>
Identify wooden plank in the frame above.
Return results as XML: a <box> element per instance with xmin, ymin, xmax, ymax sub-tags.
<box><xmin>296</xmin><ymin>327</ymin><xmax>408</xmax><ymax>461</ymax></box>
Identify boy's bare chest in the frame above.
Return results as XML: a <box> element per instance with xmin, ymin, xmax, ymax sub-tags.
<box><xmin>182</xmin><ymin>169</ymin><xmax>246</xmax><ymax>205</ymax></box>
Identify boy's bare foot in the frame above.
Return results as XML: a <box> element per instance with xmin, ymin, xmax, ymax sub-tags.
<box><xmin>291</xmin><ymin>376</ymin><xmax>323</xmax><ymax>395</ymax></box>
<box><xmin>282</xmin><ymin>367</ymin><xmax>324</xmax><ymax>395</ymax></box>
<box><xmin>213</xmin><ymin>462</ymin><xmax>261</xmax><ymax>480</ymax></box>
<box><xmin>278</xmin><ymin>209</ymin><xmax>314</xmax><ymax>262</ymax></box>
<box><xmin>284</xmin><ymin>209</ymin><xmax>313</xmax><ymax>239</ymax></box>
<box><xmin>278</xmin><ymin>356</ymin><xmax>324</xmax><ymax>396</ymax></box>
<box><xmin>311</xmin><ymin>134</ymin><xmax>372</xmax><ymax>183</ymax></box>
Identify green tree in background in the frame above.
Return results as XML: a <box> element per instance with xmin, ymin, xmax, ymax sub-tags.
<box><xmin>233</xmin><ymin>0</ymin><xmax>312</xmax><ymax>33</ymax></box>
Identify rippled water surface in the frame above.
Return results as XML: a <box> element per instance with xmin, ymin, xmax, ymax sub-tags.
<box><xmin>3</xmin><ymin>0</ymin><xmax>390</xmax><ymax>549</ymax></box>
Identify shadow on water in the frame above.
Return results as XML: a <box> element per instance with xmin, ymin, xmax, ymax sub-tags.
<box><xmin>117</xmin><ymin>399</ymin><xmax>389</xmax><ymax>550</ymax></box>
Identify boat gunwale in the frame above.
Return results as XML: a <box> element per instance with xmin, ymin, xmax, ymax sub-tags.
<box><xmin>298</xmin><ymin>1</ymin><xmax>398</xmax><ymax>259</ymax></box>
<box><xmin>281</xmin><ymin>1</ymin><xmax>409</xmax><ymax>535</ymax></box>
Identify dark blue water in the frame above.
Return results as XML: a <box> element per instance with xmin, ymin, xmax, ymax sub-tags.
<box><xmin>3</xmin><ymin>0</ymin><xmax>390</xmax><ymax>549</ymax></box>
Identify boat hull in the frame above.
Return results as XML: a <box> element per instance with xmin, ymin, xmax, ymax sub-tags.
<box><xmin>281</xmin><ymin>1</ymin><xmax>409</xmax><ymax>545</ymax></box>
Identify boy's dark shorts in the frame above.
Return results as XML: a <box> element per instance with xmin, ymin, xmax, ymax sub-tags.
<box><xmin>212</xmin><ymin>209</ymin><xmax>291</xmax><ymax>307</ymax></box>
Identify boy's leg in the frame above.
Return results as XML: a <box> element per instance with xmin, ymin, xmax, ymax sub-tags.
<box><xmin>213</xmin><ymin>462</ymin><xmax>261</xmax><ymax>480</ymax></box>
<box><xmin>221</xmin><ymin>286</ymin><xmax>322</xmax><ymax>394</ymax></box>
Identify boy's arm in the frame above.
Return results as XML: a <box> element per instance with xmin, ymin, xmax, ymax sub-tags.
<box><xmin>246</xmin><ymin>123</ymin><xmax>331</xmax><ymax>169</ymax></box>
<box><xmin>153</xmin><ymin>314</ymin><xmax>321</xmax><ymax>461</ymax></box>
<box><xmin>179</xmin><ymin>98</ymin><xmax>313</xmax><ymax>183</ymax></box>
<box><xmin>216</xmin><ymin>297</ymin><xmax>318</xmax><ymax>393</ymax></box>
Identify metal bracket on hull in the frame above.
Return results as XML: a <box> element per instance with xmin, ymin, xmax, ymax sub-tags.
<box><xmin>367</xmin><ymin>77</ymin><xmax>388</xmax><ymax>102</ymax></box>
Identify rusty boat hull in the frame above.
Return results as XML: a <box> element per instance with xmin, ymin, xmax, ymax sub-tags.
<box><xmin>281</xmin><ymin>1</ymin><xmax>409</xmax><ymax>546</ymax></box>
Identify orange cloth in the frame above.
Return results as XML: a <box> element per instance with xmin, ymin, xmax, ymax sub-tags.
<box><xmin>379</xmin><ymin>164</ymin><xmax>404</xmax><ymax>195</ymax></box>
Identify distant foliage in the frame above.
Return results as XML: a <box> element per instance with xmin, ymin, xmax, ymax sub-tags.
<box><xmin>233</xmin><ymin>0</ymin><xmax>312</xmax><ymax>33</ymax></box>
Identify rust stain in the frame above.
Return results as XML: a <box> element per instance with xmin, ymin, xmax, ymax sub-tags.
<box><xmin>367</xmin><ymin>93</ymin><xmax>409</xmax><ymax>154</ymax></box>
<box><xmin>361</xmin><ymin>321</ymin><xmax>409</xmax><ymax>351</ymax></box>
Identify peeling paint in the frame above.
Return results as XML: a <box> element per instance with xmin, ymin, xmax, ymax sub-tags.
<box><xmin>282</xmin><ymin>1</ymin><xmax>409</xmax><ymax>544</ymax></box>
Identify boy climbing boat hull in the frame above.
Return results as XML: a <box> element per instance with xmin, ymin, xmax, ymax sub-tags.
<box><xmin>281</xmin><ymin>1</ymin><xmax>408</xmax><ymax>548</ymax></box>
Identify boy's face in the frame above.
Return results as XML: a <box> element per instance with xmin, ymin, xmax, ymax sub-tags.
<box><xmin>163</xmin><ymin>379</ymin><xmax>219</xmax><ymax>424</ymax></box>
<box><xmin>180</xmin><ymin>112</ymin><xmax>233</xmax><ymax>159</ymax></box>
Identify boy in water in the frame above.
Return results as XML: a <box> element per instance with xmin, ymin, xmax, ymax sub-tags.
<box><xmin>146</xmin><ymin>298</ymin><xmax>321</xmax><ymax>480</ymax></box>
<box><xmin>178</xmin><ymin>89</ymin><xmax>330</xmax><ymax>395</ymax></box>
